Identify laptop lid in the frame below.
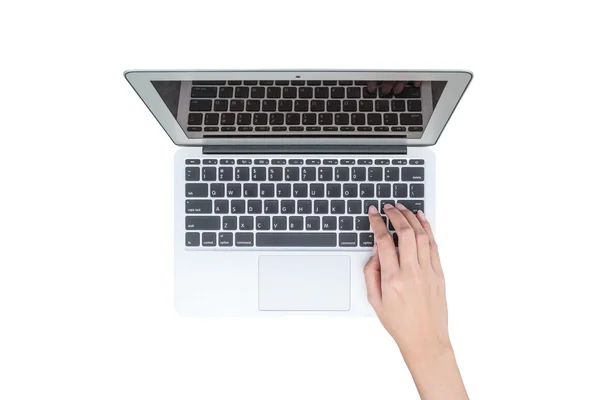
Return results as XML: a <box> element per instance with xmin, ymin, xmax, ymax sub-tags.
<box><xmin>124</xmin><ymin>70</ymin><xmax>472</xmax><ymax>147</ymax></box>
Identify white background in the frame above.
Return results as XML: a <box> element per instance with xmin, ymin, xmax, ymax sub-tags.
<box><xmin>1</xmin><ymin>0</ymin><xmax>599</xmax><ymax>399</ymax></box>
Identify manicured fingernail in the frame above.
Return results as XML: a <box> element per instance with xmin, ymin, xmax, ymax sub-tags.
<box><xmin>417</xmin><ymin>210</ymin><xmax>426</xmax><ymax>220</ymax></box>
<box><xmin>371</xmin><ymin>243</ymin><xmax>378</xmax><ymax>255</ymax></box>
<box><xmin>383</xmin><ymin>203</ymin><xmax>394</xmax><ymax>210</ymax></box>
<box><xmin>368</xmin><ymin>205</ymin><xmax>378</xmax><ymax>215</ymax></box>
<box><xmin>396</xmin><ymin>202</ymin><xmax>407</xmax><ymax>210</ymax></box>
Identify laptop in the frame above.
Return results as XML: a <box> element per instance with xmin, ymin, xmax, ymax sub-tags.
<box><xmin>125</xmin><ymin>70</ymin><xmax>472</xmax><ymax>316</ymax></box>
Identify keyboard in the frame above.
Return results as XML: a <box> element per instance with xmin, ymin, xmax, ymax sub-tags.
<box><xmin>184</xmin><ymin>157</ymin><xmax>426</xmax><ymax>249</ymax></box>
<box><xmin>185</xmin><ymin>80</ymin><xmax>424</xmax><ymax>133</ymax></box>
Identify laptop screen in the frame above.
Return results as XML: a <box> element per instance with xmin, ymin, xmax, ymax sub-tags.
<box><xmin>151</xmin><ymin>80</ymin><xmax>447</xmax><ymax>139</ymax></box>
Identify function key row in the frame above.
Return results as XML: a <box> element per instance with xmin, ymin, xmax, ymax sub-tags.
<box><xmin>191</xmin><ymin>86</ymin><xmax>421</xmax><ymax>99</ymax></box>
<box><xmin>193</xmin><ymin>80</ymin><xmax>397</xmax><ymax>86</ymax></box>
<box><xmin>186</xmin><ymin>159</ymin><xmax>424</xmax><ymax>165</ymax></box>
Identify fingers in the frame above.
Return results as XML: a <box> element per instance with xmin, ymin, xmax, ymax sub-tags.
<box><xmin>383</xmin><ymin>203</ymin><xmax>419</xmax><ymax>269</ymax></box>
<box><xmin>381</xmin><ymin>81</ymin><xmax>395</xmax><ymax>95</ymax></box>
<box><xmin>363</xmin><ymin>244</ymin><xmax>382</xmax><ymax>311</ymax></box>
<box><xmin>367</xmin><ymin>81</ymin><xmax>378</xmax><ymax>93</ymax></box>
<box><xmin>393</xmin><ymin>81</ymin><xmax>406</xmax><ymax>94</ymax></box>
<box><xmin>394</xmin><ymin>203</ymin><xmax>432</xmax><ymax>270</ymax></box>
<box><xmin>417</xmin><ymin>210</ymin><xmax>443</xmax><ymax>275</ymax></box>
<box><xmin>368</xmin><ymin>205</ymin><xmax>400</xmax><ymax>281</ymax></box>
<box><xmin>413</xmin><ymin>81</ymin><xmax>421</xmax><ymax>87</ymax></box>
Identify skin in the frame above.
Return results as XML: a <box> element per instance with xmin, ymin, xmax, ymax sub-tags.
<box><xmin>364</xmin><ymin>203</ymin><xmax>469</xmax><ymax>400</ymax></box>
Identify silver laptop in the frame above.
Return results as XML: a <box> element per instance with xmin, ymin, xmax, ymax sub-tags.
<box><xmin>125</xmin><ymin>70</ymin><xmax>472</xmax><ymax>316</ymax></box>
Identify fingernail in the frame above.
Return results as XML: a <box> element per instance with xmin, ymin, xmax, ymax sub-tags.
<box><xmin>396</xmin><ymin>202</ymin><xmax>407</xmax><ymax>210</ymax></box>
<box><xmin>417</xmin><ymin>210</ymin><xmax>426</xmax><ymax>220</ymax></box>
<box><xmin>368</xmin><ymin>205</ymin><xmax>378</xmax><ymax>215</ymax></box>
<box><xmin>371</xmin><ymin>243</ymin><xmax>378</xmax><ymax>255</ymax></box>
<box><xmin>383</xmin><ymin>203</ymin><xmax>394</xmax><ymax>210</ymax></box>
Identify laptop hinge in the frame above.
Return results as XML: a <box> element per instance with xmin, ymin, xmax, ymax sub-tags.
<box><xmin>202</xmin><ymin>145</ymin><xmax>407</xmax><ymax>155</ymax></box>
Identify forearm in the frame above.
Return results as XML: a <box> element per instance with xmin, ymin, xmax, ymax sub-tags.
<box><xmin>402</xmin><ymin>346</ymin><xmax>469</xmax><ymax>400</ymax></box>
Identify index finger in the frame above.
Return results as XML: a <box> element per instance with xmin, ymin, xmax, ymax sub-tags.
<box><xmin>367</xmin><ymin>205</ymin><xmax>400</xmax><ymax>280</ymax></box>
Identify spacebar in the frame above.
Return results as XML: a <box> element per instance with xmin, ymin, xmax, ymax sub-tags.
<box><xmin>256</xmin><ymin>233</ymin><xmax>336</xmax><ymax>247</ymax></box>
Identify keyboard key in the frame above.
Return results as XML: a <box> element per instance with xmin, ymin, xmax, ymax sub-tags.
<box><xmin>221</xmin><ymin>113</ymin><xmax>235</xmax><ymax>125</ymax></box>
<box><xmin>294</xmin><ymin>100</ymin><xmax>309</xmax><ymax>112</ymax></box>
<box><xmin>214</xmin><ymin>199</ymin><xmax>228</xmax><ymax>213</ymax></box>
<box><xmin>289</xmin><ymin>216</ymin><xmax>303</xmax><ymax>230</ymax></box>
<box><xmin>306</xmin><ymin>159</ymin><xmax>321</xmax><ymax>165</ymax></box>
<box><xmin>302</xmin><ymin>167</ymin><xmax>316</xmax><ymax>181</ymax></box>
<box><xmin>310</xmin><ymin>183</ymin><xmax>325</xmax><ymax>197</ymax></box>
<box><xmin>186</xmin><ymin>167</ymin><xmax>200</xmax><ymax>181</ymax></box>
<box><xmin>400</xmin><ymin>113</ymin><xmax>423</xmax><ymax>125</ymax></box>
<box><xmin>322</xmin><ymin>216</ymin><xmax>337</xmax><ymax>230</ymax></box>
<box><xmin>384</xmin><ymin>113</ymin><xmax>398</xmax><ymax>125</ymax></box>
<box><xmin>363</xmin><ymin>87</ymin><xmax>377</xmax><ymax>98</ymax></box>
<box><xmin>327</xmin><ymin>183</ymin><xmax>341</xmax><ymax>197</ymax></box>
<box><xmin>297</xmin><ymin>200</ymin><xmax>312</xmax><ymax>214</ymax></box>
<box><xmin>359</xmin><ymin>232</ymin><xmax>374</xmax><ymax>247</ymax></box>
<box><xmin>239</xmin><ymin>216</ymin><xmax>254</xmax><ymax>230</ymax></box>
<box><xmin>223</xmin><ymin>216</ymin><xmax>237</xmax><ymax>230</ymax></box>
<box><xmin>351</xmin><ymin>167</ymin><xmax>366</xmax><ymax>181</ymax></box>
<box><xmin>256</xmin><ymin>233</ymin><xmax>336</xmax><ymax>247</ymax></box>
<box><xmin>364</xmin><ymin>200</ymin><xmax>378</xmax><ymax>213</ymax></box>
<box><xmin>228</xmin><ymin>80</ymin><xmax>242</xmax><ymax>85</ymax></box>
<box><xmin>281</xmin><ymin>199</ymin><xmax>295</xmax><ymax>213</ymax></box>
<box><xmin>219</xmin><ymin>232</ymin><xmax>233</xmax><ymax>246</ymax></box>
<box><xmin>359</xmin><ymin>183</ymin><xmax>374</xmax><ymax>197</ymax></box>
<box><xmin>375</xmin><ymin>100</ymin><xmax>389</xmax><ymax>112</ymax></box>
<box><xmin>347</xmin><ymin>200</ymin><xmax>362</xmax><ymax>214</ymax></box>
<box><xmin>357</xmin><ymin>159</ymin><xmax>372</xmax><ymax>165</ymax></box>
<box><xmin>293</xmin><ymin>183</ymin><xmax>308</xmax><ymax>197</ymax></box>
<box><xmin>318</xmin><ymin>113</ymin><xmax>333</xmax><ymax>125</ymax></box>
<box><xmin>343</xmin><ymin>183</ymin><xmax>358</xmax><ymax>197</ymax></box>
<box><xmin>368</xmin><ymin>167</ymin><xmax>383</xmax><ymax>181</ymax></box>
<box><xmin>347</xmin><ymin>87</ymin><xmax>361</xmax><ymax>98</ymax></box>
<box><xmin>262</xmin><ymin>99</ymin><xmax>277</xmax><ymax>112</ymax></box>
<box><xmin>285</xmin><ymin>112</ymin><xmax>300</xmax><ymax>125</ymax></box>
<box><xmin>339</xmin><ymin>81</ymin><xmax>352</xmax><ymax>86</ymax></box>
<box><xmin>356</xmin><ymin>217</ymin><xmax>370</xmax><ymax>231</ymax></box>
<box><xmin>267</xmin><ymin>87</ymin><xmax>281</xmax><ymax>98</ymax></box>
<box><xmin>271</xmin><ymin>159</ymin><xmax>286</xmax><ymax>165</ymax></box>
<box><xmin>331</xmin><ymin>200</ymin><xmax>345</xmax><ymax>214</ymax></box>
<box><xmin>393</xmin><ymin>183</ymin><xmax>408</xmax><ymax>198</ymax></box>
<box><xmin>272</xmin><ymin>216</ymin><xmax>287</xmax><ymax>230</ymax></box>
<box><xmin>397</xmin><ymin>200</ymin><xmax>425</xmax><ymax>213</ymax></box>
<box><xmin>367</xmin><ymin>113</ymin><xmax>382</xmax><ymax>125</ymax></box>
<box><xmin>409</xmin><ymin>159</ymin><xmax>425</xmax><ymax>165</ymax></box>
<box><xmin>407</xmin><ymin>100</ymin><xmax>422</xmax><ymax>111</ymax></box>
<box><xmin>268</xmin><ymin>167</ymin><xmax>283</xmax><ymax>181</ymax></box>
<box><xmin>260</xmin><ymin>183</ymin><xmax>275</xmax><ymax>197</ymax></box>
<box><xmin>380</xmin><ymin>200</ymin><xmax>395</xmax><ymax>212</ymax></box>
<box><xmin>377</xmin><ymin>183</ymin><xmax>391</xmax><ymax>197</ymax></box>
<box><xmin>269</xmin><ymin>113</ymin><xmax>284</xmax><ymax>125</ymax></box>
<box><xmin>235</xmin><ymin>167</ymin><xmax>250</xmax><ymax>181</ymax></box>
<box><xmin>351</xmin><ymin>113</ymin><xmax>366</xmax><ymax>125</ymax></box>
<box><xmin>246</xmin><ymin>100</ymin><xmax>261</xmax><ymax>111</ymax></box>
<box><xmin>231</xmin><ymin>200</ymin><xmax>245</xmax><ymax>214</ymax></box>
<box><xmin>306</xmin><ymin>216</ymin><xmax>320</xmax><ymax>230</ymax></box>
<box><xmin>186</xmin><ymin>159</ymin><xmax>200</xmax><ymax>165</ymax></box>
<box><xmin>291</xmin><ymin>80</ymin><xmax>305</xmax><ymax>86</ymax></box>
<box><xmin>264</xmin><ymin>199</ymin><xmax>278</xmax><ymax>214</ymax></box>
<box><xmin>235</xmin><ymin>232</ymin><xmax>254</xmax><ymax>247</ymax></box>
<box><xmin>191</xmin><ymin>87</ymin><xmax>217</xmax><ymax>98</ymax></box>
<box><xmin>391</xmin><ymin>100</ymin><xmax>406</xmax><ymax>112</ymax></box>
<box><xmin>379</xmin><ymin>87</ymin><xmax>393</xmax><ymax>98</ymax></box>
<box><xmin>299</xmin><ymin>87</ymin><xmax>313</xmax><ymax>98</ymax></box>
<box><xmin>315</xmin><ymin>87</ymin><xmax>329</xmax><ymax>98</ymax></box>
<box><xmin>359</xmin><ymin>100</ymin><xmax>374</xmax><ymax>112</ymax></box>
<box><xmin>285</xmin><ymin>167</ymin><xmax>299</xmax><ymax>181</ymax></box>
<box><xmin>210</xmin><ymin>183</ymin><xmax>225</xmax><ymax>197</ymax></box>
<box><xmin>311</xmin><ymin>100</ymin><xmax>325</xmax><ymax>112</ymax></box>
<box><xmin>234</xmin><ymin>87</ymin><xmax>249</xmax><ymax>99</ymax></box>
<box><xmin>277</xmin><ymin>183</ymin><xmax>292</xmax><ymax>197</ymax></box>
<box><xmin>186</xmin><ymin>216</ymin><xmax>220</xmax><ymax>230</ymax></box>
<box><xmin>252</xmin><ymin>167</ymin><xmax>266</xmax><ymax>181</ymax></box>
<box><xmin>212</xmin><ymin>100</ymin><xmax>227</xmax><ymax>112</ymax></box>
<box><xmin>201</xmin><ymin>167</ymin><xmax>216</xmax><ymax>181</ymax></box>
<box><xmin>302</xmin><ymin>113</ymin><xmax>317</xmax><ymax>125</ymax></box>
<box><xmin>218</xmin><ymin>167</ymin><xmax>233</xmax><ymax>181</ymax></box>
<box><xmin>192</xmin><ymin>81</ymin><xmax>226</xmax><ymax>85</ymax></box>
<box><xmin>335</xmin><ymin>167</ymin><xmax>349</xmax><ymax>181</ymax></box>
<box><xmin>243</xmin><ymin>183</ymin><xmax>258</xmax><ymax>197</ymax></box>
<box><xmin>275</xmin><ymin>81</ymin><xmax>289</xmax><ymax>86</ymax></box>
<box><xmin>331</xmin><ymin>87</ymin><xmax>345</xmax><ymax>98</ymax></box>
<box><xmin>335</xmin><ymin>113</ymin><xmax>350</xmax><ymax>125</ymax></box>
<box><xmin>385</xmin><ymin>167</ymin><xmax>399</xmax><ymax>181</ymax></box>
<box><xmin>314</xmin><ymin>200</ymin><xmax>328</xmax><ymax>214</ymax></box>
<box><xmin>189</xmin><ymin>100</ymin><xmax>212</xmax><ymax>112</ymax></box>
<box><xmin>250</xmin><ymin>87</ymin><xmax>265</xmax><ymax>98</ymax></box>
<box><xmin>186</xmin><ymin>200</ymin><xmax>211</xmax><ymax>214</ymax></box>
<box><xmin>202</xmin><ymin>232</ymin><xmax>217</xmax><ymax>246</ymax></box>
<box><xmin>256</xmin><ymin>216</ymin><xmax>270</xmax><ymax>230</ymax></box>
<box><xmin>248</xmin><ymin>200</ymin><xmax>261</xmax><ymax>214</ymax></box>
<box><xmin>395</xmin><ymin>87</ymin><xmax>421</xmax><ymax>98</ymax></box>
<box><xmin>392</xmin><ymin>159</ymin><xmax>408</xmax><ymax>165</ymax></box>
<box><xmin>401</xmin><ymin>167</ymin><xmax>425</xmax><ymax>181</ymax></box>
<box><xmin>410</xmin><ymin>183</ymin><xmax>425</xmax><ymax>198</ymax></box>
<box><xmin>323</xmin><ymin>159</ymin><xmax>338</xmax><ymax>165</ymax></box>
<box><xmin>339</xmin><ymin>216</ymin><xmax>353</xmax><ymax>231</ymax></box>
<box><xmin>186</xmin><ymin>232</ymin><xmax>200</xmax><ymax>247</ymax></box>
<box><xmin>283</xmin><ymin>87</ymin><xmax>297</xmax><ymax>98</ymax></box>
<box><xmin>339</xmin><ymin>233</ymin><xmax>358</xmax><ymax>247</ymax></box>
<box><xmin>318</xmin><ymin>167</ymin><xmax>333</xmax><ymax>181</ymax></box>
<box><xmin>343</xmin><ymin>100</ymin><xmax>357</xmax><ymax>112</ymax></box>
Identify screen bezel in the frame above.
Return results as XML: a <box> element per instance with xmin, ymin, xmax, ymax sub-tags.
<box><xmin>124</xmin><ymin>70</ymin><xmax>472</xmax><ymax>147</ymax></box>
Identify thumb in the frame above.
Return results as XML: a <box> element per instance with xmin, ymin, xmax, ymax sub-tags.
<box><xmin>364</xmin><ymin>244</ymin><xmax>383</xmax><ymax>312</ymax></box>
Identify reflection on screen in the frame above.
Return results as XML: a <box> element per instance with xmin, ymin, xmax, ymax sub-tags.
<box><xmin>152</xmin><ymin>80</ymin><xmax>446</xmax><ymax>139</ymax></box>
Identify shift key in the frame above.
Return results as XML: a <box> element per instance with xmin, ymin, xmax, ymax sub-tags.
<box><xmin>186</xmin><ymin>216</ymin><xmax>220</xmax><ymax>230</ymax></box>
<box><xmin>401</xmin><ymin>167</ymin><xmax>425</xmax><ymax>181</ymax></box>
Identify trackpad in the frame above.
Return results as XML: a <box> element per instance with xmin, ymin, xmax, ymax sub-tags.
<box><xmin>258</xmin><ymin>255</ymin><xmax>350</xmax><ymax>311</ymax></box>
